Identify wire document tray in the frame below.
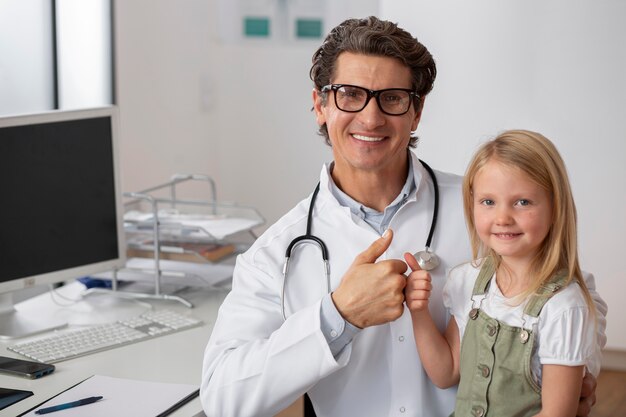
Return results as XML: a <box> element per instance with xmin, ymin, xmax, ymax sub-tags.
<box><xmin>7</xmin><ymin>310</ymin><xmax>202</xmax><ymax>363</ymax></box>
<box><xmin>88</xmin><ymin>174</ymin><xmax>265</xmax><ymax>307</ymax></box>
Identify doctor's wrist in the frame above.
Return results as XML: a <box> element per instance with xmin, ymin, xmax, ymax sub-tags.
<box><xmin>321</xmin><ymin>294</ymin><xmax>361</xmax><ymax>357</ymax></box>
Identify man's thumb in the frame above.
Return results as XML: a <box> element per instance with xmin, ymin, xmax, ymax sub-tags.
<box><xmin>355</xmin><ymin>229</ymin><xmax>394</xmax><ymax>265</ymax></box>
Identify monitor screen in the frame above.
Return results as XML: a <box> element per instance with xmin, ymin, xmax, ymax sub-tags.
<box><xmin>0</xmin><ymin>107</ymin><xmax>125</xmax><ymax>338</ymax></box>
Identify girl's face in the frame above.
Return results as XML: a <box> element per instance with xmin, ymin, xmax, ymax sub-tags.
<box><xmin>472</xmin><ymin>160</ymin><xmax>553</xmax><ymax>266</ymax></box>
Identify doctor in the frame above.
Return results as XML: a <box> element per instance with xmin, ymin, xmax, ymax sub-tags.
<box><xmin>201</xmin><ymin>16</ymin><xmax>606</xmax><ymax>417</ymax></box>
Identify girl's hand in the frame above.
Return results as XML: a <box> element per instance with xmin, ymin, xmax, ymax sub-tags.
<box><xmin>403</xmin><ymin>252</ymin><xmax>432</xmax><ymax>312</ymax></box>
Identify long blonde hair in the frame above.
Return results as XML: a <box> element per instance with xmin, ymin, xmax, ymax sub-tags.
<box><xmin>462</xmin><ymin>130</ymin><xmax>594</xmax><ymax>311</ymax></box>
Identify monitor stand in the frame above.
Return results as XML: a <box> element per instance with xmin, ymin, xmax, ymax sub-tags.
<box><xmin>0</xmin><ymin>293</ymin><xmax>67</xmax><ymax>340</ymax></box>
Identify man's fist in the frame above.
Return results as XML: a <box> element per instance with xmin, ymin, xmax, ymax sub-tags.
<box><xmin>332</xmin><ymin>230</ymin><xmax>408</xmax><ymax>328</ymax></box>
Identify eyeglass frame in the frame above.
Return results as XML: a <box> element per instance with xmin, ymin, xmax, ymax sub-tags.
<box><xmin>320</xmin><ymin>84</ymin><xmax>420</xmax><ymax>116</ymax></box>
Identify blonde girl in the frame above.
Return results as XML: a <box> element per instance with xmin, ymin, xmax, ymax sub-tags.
<box><xmin>405</xmin><ymin>130</ymin><xmax>600</xmax><ymax>417</ymax></box>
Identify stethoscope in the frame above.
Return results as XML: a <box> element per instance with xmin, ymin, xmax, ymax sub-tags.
<box><xmin>281</xmin><ymin>160</ymin><xmax>440</xmax><ymax>319</ymax></box>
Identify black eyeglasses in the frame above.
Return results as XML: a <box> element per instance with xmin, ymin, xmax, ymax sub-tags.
<box><xmin>321</xmin><ymin>84</ymin><xmax>419</xmax><ymax>116</ymax></box>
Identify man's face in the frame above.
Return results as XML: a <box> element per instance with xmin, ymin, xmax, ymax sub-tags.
<box><xmin>313</xmin><ymin>52</ymin><xmax>421</xmax><ymax>180</ymax></box>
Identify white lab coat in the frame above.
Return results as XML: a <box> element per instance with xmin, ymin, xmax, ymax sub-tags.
<box><xmin>200</xmin><ymin>152</ymin><xmax>607</xmax><ymax>417</ymax></box>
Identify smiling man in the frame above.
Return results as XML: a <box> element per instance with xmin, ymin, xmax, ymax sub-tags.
<box><xmin>200</xmin><ymin>16</ymin><xmax>606</xmax><ymax>417</ymax></box>
<box><xmin>313</xmin><ymin>53</ymin><xmax>420</xmax><ymax>213</ymax></box>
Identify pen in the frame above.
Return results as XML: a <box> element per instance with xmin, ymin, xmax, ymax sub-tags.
<box><xmin>35</xmin><ymin>396</ymin><xmax>103</xmax><ymax>415</ymax></box>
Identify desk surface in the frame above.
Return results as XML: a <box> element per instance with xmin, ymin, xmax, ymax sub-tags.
<box><xmin>0</xmin><ymin>282</ymin><xmax>227</xmax><ymax>417</ymax></box>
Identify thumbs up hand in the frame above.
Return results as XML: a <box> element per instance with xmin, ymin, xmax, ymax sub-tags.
<box><xmin>403</xmin><ymin>252</ymin><xmax>433</xmax><ymax>312</ymax></box>
<box><xmin>332</xmin><ymin>229</ymin><xmax>408</xmax><ymax>329</ymax></box>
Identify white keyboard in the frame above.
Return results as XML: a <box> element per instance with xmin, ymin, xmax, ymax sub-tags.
<box><xmin>7</xmin><ymin>310</ymin><xmax>202</xmax><ymax>364</ymax></box>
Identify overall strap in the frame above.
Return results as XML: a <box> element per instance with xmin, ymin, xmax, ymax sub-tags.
<box><xmin>523</xmin><ymin>270</ymin><xmax>569</xmax><ymax>317</ymax></box>
<box><xmin>471</xmin><ymin>257</ymin><xmax>496</xmax><ymax>296</ymax></box>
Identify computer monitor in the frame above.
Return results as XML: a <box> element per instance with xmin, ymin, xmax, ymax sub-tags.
<box><xmin>0</xmin><ymin>106</ymin><xmax>126</xmax><ymax>339</ymax></box>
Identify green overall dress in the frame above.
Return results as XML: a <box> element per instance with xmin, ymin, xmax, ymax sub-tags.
<box><xmin>452</xmin><ymin>257</ymin><xmax>567</xmax><ymax>417</ymax></box>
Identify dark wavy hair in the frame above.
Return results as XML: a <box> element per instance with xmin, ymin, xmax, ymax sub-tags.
<box><xmin>310</xmin><ymin>16</ymin><xmax>437</xmax><ymax>147</ymax></box>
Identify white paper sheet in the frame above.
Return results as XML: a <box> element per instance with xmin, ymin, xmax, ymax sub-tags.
<box><xmin>124</xmin><ymin>211</ymin><xmax>262</xmax><ymax>240</ymax></box>
<box><xmin>23</xmin><ymin>375</ymin><xmax>198</xmax><ymax>417</ymax></box>
<box><xmin>93</xmin><ymin>258</ymin><xmax>234</xmax><ymax>288</ymax></box>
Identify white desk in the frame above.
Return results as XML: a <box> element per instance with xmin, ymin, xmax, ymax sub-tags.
<box><xmin>0</xmin><ymin>282</ymin><xmax>228</xmax><ymax>417</ymax></box>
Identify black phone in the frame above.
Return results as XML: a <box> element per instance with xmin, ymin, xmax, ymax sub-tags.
<box><xmin>0</xmin><ymin>356</ymin><xmax>55</xmax><ymax>379</ymax></box>
<box><xmin>0</xmin><ymin>387</ymin><xmax>33</xmax><ymax>411</ymax></box>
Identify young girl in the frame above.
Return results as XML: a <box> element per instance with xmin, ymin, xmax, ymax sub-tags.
<box><xmin>405</xmin><ymin>130</ymin><xmax>597</xmax><ymax>417</ymax></box>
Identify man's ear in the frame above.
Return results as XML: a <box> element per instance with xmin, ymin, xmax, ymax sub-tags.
<box><xmin>411</xmin><ymin>97</ymin><xmax>425</xmax><ymax>131</ymax></box>
<box><xmin>312</xmin><ymin>88</ymin><xmax>326</xmax><ymax>126</ymax></box>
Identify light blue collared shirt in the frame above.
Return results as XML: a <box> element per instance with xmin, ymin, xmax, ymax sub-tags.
<box><xmin>320</xmin><ymin>159</ymin><xmax>417</xmax><ymax>357</ymax></box>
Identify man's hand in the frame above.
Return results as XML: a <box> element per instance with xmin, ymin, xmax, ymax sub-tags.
<box><xmin>576</xmin><ymin>369</ymin><xmax>597</xmax><ymax>417</ymax></box>
<box><xmin>331</xmin><ymin>229</ymin><xmax>408</xmax><ymax>328</ymax></box>
<box><xmin>403</xmin><ymin>252</ymin><xmax>433</xmax><ymax>313</ymax></box>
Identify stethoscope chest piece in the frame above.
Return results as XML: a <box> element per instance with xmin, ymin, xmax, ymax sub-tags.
<box><xmin>414</xmin><ymin>249</ymin><xmax>440</xmax><ymax>271</ymax></box>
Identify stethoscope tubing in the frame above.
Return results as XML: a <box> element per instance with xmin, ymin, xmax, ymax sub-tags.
<box><xmin>282</xmin><ymin>183</ymin><xmax>331</xmax><ymax>319</ymax></box>
<box><xmin>420</xmin><ymin>160</ymin><xmax>439</xmax><ymax>251</ymax></box>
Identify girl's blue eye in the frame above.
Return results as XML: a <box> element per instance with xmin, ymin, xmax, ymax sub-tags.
<box><xmin>480</xmin><ymin>199</ymin><xmax>494</xmax><ymax>206</ymax></box>
<box><xmin>516</xmin><ymin>199</ymin><xmax>530</xmax><ymax>206</ymax></box>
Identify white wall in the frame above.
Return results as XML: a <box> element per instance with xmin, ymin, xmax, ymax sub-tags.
<box><xmin>115</xmin><ymin>1</ymin><xmax>625</xmax><ymax>350</ymax></box>
<box><xmin>381</xmin><ymin>0</ymin><xmax>626</xmax><ymax>350</ymax></box>
<box><xmin>115</xmin><ymin>0</ymin><xmax>221</xmax><ymax>195</ymax></box>
<box><xmin>115</xmin><ymin>0</ymin><xmax>376</xmax><ymax>226</ymax></box>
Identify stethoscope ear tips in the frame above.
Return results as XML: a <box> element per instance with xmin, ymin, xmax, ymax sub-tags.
<box><xmin>414</xmin><ymin>249</ymin><xmax>440</xmax><ymax>271</ymax></box>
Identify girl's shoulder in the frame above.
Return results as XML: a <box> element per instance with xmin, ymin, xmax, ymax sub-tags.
<box><xmin>540</xmin><ymin>281</ymin><xmax>590</xmax><ymax>319</ymax></box>
<box><xmin>445</xmin><ymin>260</ymin><xmax>484</xmax><ymax>296</ymax></box>
<box><xmin>448</xmin><ymin>259</ymin><xmax>481</xmax><ymax>276</ymax></box>
<box><xmin>447</xmin><ymin>259</ymin><xmax>488</xmax><ymax>281</ymax></box>
<box><xmin>536</xmin><ymin>282</ymin><xmax>596</xmax><ymax>366</ymax></box>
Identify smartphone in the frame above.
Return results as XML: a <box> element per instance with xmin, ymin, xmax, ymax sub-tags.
<box><xmin>0</xmin><ymin>356</ymin><xmax>55</xmax><ymax>379</ymax></box>
<box><xmin>0</xmin><ymin>387</ymin><xmax>33</xmax><ymax>411</ymax></box>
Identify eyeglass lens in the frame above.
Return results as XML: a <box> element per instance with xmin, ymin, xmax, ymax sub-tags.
<box><xmin>333</xmin><ymin>85</ymin><xmax>413</xmax><ymax>115</ymax></box>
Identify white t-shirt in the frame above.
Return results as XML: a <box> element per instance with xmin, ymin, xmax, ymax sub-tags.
<box><xmin>443</xmin><ymin>261</ymin><xmax>597</xmax><ymax>385</ymax></box>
